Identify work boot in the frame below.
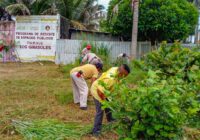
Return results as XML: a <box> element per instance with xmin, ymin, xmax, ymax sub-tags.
<box><xmin>80</xmin><ymin>107</ymin><xmax>87</xmax><ymax>110</ymax></box>
<box><xmin>75</xmin><ymin>102</ymin><xmax>80</xmax><ymax>105</ymax></box>
<box><xmin>90</xmin><ymin>131</ymin><xmax>101</xmax><ymax>137</ymax></box>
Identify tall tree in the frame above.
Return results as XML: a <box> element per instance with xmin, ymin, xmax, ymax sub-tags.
<box><xmin>0</xmin><ymin>7</ymin><xmax>12</xmax><ymax>21</ymax></box>
<box><xmin>1</xmin><ymin>0</ymin><xmax>56</xmax><ymax>15</ymax></box>
<box><xmin>131</xmin><ymin>0</ymin><xmax>139</xmax><ymax>58</ymax></box>
<box><xmin>57</xmin><ymin>0</ymin><xmax>104</xmax><ymax>24</ymax></box>
<box><xmin>104</xmin><ymin>0</ymin><xmax>198</xmax><ymax>44</ymax></box>
<box><xmin>1</xmin><ymin>0</ymin><xmax>106</xmax><ymax>30</ymax></box>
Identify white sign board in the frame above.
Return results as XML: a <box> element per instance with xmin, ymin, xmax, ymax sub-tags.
<box><xmin>15</xmin><ymin>15</ymin><xmax>60</xmax><ymax>62</ymax></box>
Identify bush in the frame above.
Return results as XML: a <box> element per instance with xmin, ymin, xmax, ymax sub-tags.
<box><xmin>103</xmin><ymin>71</ymin><xmax>198</xmax><ymax>139</ymax></box>
<box><xmin>102</xmin><ymin>43</ymin><xmax>200</xmax><ymax>139</ymax></box>
<box><xmin>141</xmin><ymin>42</ymin><xmax>200</xmax><ymax>82</ymax></box>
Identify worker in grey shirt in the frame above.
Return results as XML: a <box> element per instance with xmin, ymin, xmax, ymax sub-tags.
<box><xmin>81</xmin><ymin>53</ymin><xmax>103</xmax><ymax>66</ymax></box>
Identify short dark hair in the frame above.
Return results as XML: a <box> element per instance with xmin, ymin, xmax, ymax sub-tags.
<box><xmin>122</xmin><ymin>64</ymin><xmax>130</xmax><ymax>73</ymax></box>
<box><xmin>122</xmin><ymin>53</ymin><xmax>127</xmax><ymax>57</ymax></box>
<box><xmin>95</xmin><ymin>62</ymin><xmax>103</xmax><ymax>70</ymax></box>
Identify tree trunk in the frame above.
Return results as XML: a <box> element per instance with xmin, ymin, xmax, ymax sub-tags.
<box><xmin>195</xmin><ymin>9</ymin><xmax>200</xmax><ymax>44</ymax></box>
<box><xmin>194</xmin><ymin>25</ymin><xmax>199</xmax><ymax>44</ymax></box>
<box><xmin>131</xmin><ymin>0</ymin><xmax>139</xmax><ymax>59</ymax></box>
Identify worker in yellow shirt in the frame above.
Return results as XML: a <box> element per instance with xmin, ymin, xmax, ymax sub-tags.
<box><xmin>90</xmin><ymin>64</ymin><xmax>130</xmax><ymax>135</ymax></box>
<box><xmin>70</xmin><ymin>63</ymin><xmax>103</xmax><ymax>110</ymax></box>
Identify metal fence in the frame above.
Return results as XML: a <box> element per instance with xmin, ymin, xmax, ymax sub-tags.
<box><xmin>55</xmin><ymin>39</ymin><xmax>152</xmax><ymax>65</ymax></box>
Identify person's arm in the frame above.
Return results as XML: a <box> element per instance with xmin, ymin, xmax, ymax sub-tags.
<box><xmin>91</xmin><ymin>71</ymin><xmax>98</xmax><ymax>84</ymax></box>
<box><xmin>81</xmin><ymin>48</ymin><xmax>86</xmax><ymax>55</ymax></box>
<box><xmin>81</xmin><ymin>54</ymin><xmax>88</xmax><ymax>65</ymax></box>
<box><xmin>91</xmin><ymin>77</ymin><xmax>97</xmax><ymax>84</ymax></box>
<box><xmin>127</xmin><ymin>55</ymin><xmax>131</xmax><ymax>59</ymax></box>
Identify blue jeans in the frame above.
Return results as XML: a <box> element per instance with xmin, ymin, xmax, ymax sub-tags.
<box><xmin>92</xmin><ymin>98</ymin><xmax>114</xmax><ymax>133</ymax></box>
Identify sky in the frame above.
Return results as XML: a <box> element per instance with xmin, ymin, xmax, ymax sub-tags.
<box><xmin>99</xmin><ymin>0</ymin><xmax>110</xmax><ymax>10</ymax></box>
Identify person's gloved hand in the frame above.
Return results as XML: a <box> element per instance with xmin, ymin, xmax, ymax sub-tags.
<box><xmin>76</xmin><ymin>70</ymin><xmax>83</xmax><ymax>78</ymax></box>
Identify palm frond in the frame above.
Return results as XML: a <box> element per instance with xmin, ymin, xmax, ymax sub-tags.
<box><xmin>31</xmin><ymin>0</ymin><xmax>54</xmax><ymax>15</ymax></box>
<box><xmin>0</xmin><ymin>0</ymin><xmax>17</xmax><ymax>7</ymax></box>
<box><xmin>6</xmin><ymin>3</ymin><xmax>30</xmax><ymax>15</ymax></box>
<box><xmin>41</xmin><ymin>8</ymin><xmax>58</xmax><ymax>15</ymax></box>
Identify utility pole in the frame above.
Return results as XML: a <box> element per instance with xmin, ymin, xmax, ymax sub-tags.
<box><xmin>131</xmin><ymin>0</ymin><xmax>139</xmax><ymax>59</ymax></box>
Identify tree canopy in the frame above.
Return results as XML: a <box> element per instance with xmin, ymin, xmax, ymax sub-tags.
<box><xmin>103</xmin><ymin>0</ymin><xmax>198</xmax><ymax>44</ymax></box>
<box><xmin>0</xmin><ymin>0</ymin><xmax>104</xmax><ymax>30</ymax></box>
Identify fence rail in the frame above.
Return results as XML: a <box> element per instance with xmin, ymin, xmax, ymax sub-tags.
<box><xmin>55</xmin><ymin>40</ymin><xmax>152</xmax><ymax>65</ymax></box>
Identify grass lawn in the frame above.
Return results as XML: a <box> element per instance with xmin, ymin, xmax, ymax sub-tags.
<box><xmin>0</xmin><ymin>62</ymin><xmax>199</xmax><ymax>140</ymax></box>
<box><xmin>0</xmin><ymin>62</ymin><xmax>117</xmax><ymax>140</ymax></box>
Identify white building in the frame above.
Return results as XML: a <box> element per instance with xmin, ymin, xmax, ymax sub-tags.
<box><xmin>90</xmin><ymin>11</ymin><xmax>107</xmax><ymax>31</ymax></box>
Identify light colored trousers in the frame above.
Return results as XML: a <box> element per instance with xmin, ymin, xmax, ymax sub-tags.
<box><xmin>70</xmin><ymin>72</ymin><xmax>89</xmax><ymax>107</ymax></box>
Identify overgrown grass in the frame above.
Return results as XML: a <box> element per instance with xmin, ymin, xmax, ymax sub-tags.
<box><xmin>55</xmin><ymin>91</ymin><xmax>73</xmax><ymax>105</ymax></box>
<box><xmin>0</xmin><ymin>63</ymin><xmax>102</xmax><ymax>140</ymax></box>
<box><xmin>0</xmin><ymin>62</ymin><xmax>199</xmax><ymax>140</ymax></box>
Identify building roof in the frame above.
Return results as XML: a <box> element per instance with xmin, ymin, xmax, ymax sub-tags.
<box><xmin>69</xmin><ymin>28</ymin><xmax>110</xmax><ymax>35</ymax></box>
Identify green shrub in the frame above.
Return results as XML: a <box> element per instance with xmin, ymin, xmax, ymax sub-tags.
<box><xmin>140</xmin><ymin>42</ymin><xmax>200</xmax><ymax>82</ymax></box>
<box><xmin>102</xmin><ymin>43</ymin><xmax>200</xmax><ymax>139</ymax></box>
<box><xmin>103</xmin><ymin>71</ymin><xmax>199</xmax><ymax>140</ymax></box>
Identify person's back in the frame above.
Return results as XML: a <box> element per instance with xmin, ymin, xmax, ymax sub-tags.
<box><xmin>91</xmin><ymin>67</ymin><xmax>118</xmax><ymax>101</ymax></box>
<box><xmin>70</xmin><ymin>63</ymin><xmax>103</xmax><ymax>110</ymax></box>
<box><xmin>80</xmin><ymin>44</ymin><xmax>92</xmax><ymax>63</ymax></box>
<box><xmin>116</xmin><ymin>53</ymin><xmax>130</xmax><ymax>65</ymax></box>
<box><xmin>81</xmin><ymin>48</ymin><xmax>91</xmax><ymax>57</ymax></box>
<box><xmin>81</xmin><ymin>53</ymin><xmax>102</xmax><ymax>65</ymax></box>
<box><xmin>70</xmin><ymin>64</ymin><xmax>98</xmax><ymax>79</ymax></box>
<box><xmin>90</xmin><ymin>64</ymin><xmax>130</xmax><ymax>135</ymax></box>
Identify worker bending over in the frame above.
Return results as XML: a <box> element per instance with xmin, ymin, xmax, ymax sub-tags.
<box><xmin>90</xmin><ymin>64</ymin><xmax>130</xmax><ymax>135</ymax></box>
<box><xmin>70</xmin><ymin>63</ymin><xmax>103</xmax><ymax>110</ymax></box>
<box><xmin>80</xmin><ymin>44</ymin><xmax>92</xmax><ymax>62</ymax></box>
<box><xmin>116</xmin><ymin>53</ymin><xmax>130</xmax><ymax>64</ymax></box>
<box><xmin>81</xmin><ymin>52</ymin><xmax>103</xmax><ymax>66</ymax></box>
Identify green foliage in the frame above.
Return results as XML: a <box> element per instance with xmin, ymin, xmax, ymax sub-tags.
<box><xmin>12</xmin><ymin>119</ymin><xmax>117</xmax><ymax>140</ymax></box>
<box><xmin>140</xmin><ymin>42</ymin><xmax>200</xmax><ymax>83</ymax></box>
<box><xmin>80</xmin><ymin>41</ymin><xmax>110</xmax><ymax>57</ymax></box>
<box><xmin>102</xmin><ymin>43</ymin><xmax>200</xmax><ymax>139</ymax></box>
<box><xmin>1</xmin><ymin>0</ymin><xmax>104</xmax><ymax>28</ymax></box>
<box><xmin>2</xmin><ymin>0</ymin><xmax>54</xmax><ymax>15</ymax></box>
<box><xmin>126</xmin><ymin>61</ymin><xmax>147</xmax><ymax>84</ymax></box>
<box><xmin>104</xmin><ymin>0</ymin><xmax>198</xmax><ymax>43</ymax></box>
<box><xmin>12</xmin><ymin>119</ymin><xmax>92</xmax><ymax>140</ymax></box>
